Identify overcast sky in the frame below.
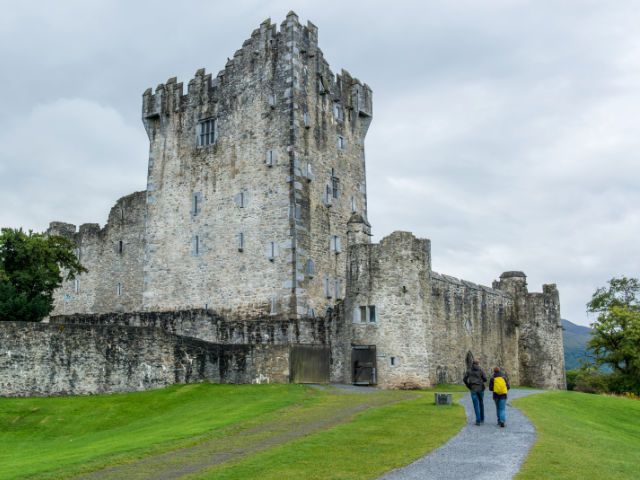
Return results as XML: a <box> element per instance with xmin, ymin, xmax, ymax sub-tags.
<box><xmin>1</xmin><ymin>0</ymin><xmax>638</xmax><ymax>326</ymax></box>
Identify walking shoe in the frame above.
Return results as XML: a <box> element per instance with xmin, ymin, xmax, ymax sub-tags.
<box><xmin>500</xmin><ymin>422</ymin><xmax>505</xmax><ymax>428</ymax></box>
<box><xmin>475</xmin><ymin>421</ymin><xmax>481</xmax><ymax>426</ymax></box>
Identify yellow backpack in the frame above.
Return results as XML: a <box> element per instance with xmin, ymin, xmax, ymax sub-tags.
<box><xmin>493</xmin><ymin>376</ymin><xmax>508</xmax><ymax>395</ymax></box>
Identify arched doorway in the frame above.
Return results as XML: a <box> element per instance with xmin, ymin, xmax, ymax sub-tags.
<box><xmin>465</xmin><ymin>351</ymin><xmax>475</xmax><ymax>370</ymax></box>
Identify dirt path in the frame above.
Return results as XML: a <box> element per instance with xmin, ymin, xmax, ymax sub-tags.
<box><xmin>73</xmin><ymin>388</ymin><xmax>412</xmax><ymax>480</ymax></box>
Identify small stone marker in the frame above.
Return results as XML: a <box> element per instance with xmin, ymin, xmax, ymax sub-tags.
<box><xmin>434</xmin><ymin>393</ymin><xmax>453</xmax><ymax>405</ymax></box>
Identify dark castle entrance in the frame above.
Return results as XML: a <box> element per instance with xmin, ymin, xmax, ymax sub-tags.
<box><xmin>352</xmin><ymin>345</ymin><xmax>377</xmax><ymax>385</ymax></box>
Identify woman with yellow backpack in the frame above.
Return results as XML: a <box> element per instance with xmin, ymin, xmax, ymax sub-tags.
<box><xmin>489</xmin><ymin>366</ymin><xmax>510</xmax><ymax>427</ymax></box>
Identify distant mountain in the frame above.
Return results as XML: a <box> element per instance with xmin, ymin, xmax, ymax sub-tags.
<box><xmin>562</xmin><ymin>319</ymin><xmax>593</xmax><ymax>370</ymax></box>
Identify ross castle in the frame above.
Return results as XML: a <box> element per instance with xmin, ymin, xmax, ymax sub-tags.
<box><xmin>0</xmin><ymin>13</ymin><xmax>565</xmax><ymax>396</ymax></box>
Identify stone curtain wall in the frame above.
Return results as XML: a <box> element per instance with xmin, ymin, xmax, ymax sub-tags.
<box><xmin>344</xmin><ymin>231</ymin><xmax>565</xmax><ymax>389</ymax></box>
<box><xmin>0</xmin><ymin>322</ymin><xmax>288</xmax><ymax>397</ymax></box>
<box><xmin>51</xmin><ymin>308</ymin><xmax>349</xmax><ymax>383</ymax></box>
<box><xmin>429</xmin><ymin>273</ymin><xmax>520</xmax><ymax>386</ymax></box>
<box><xmin>49</xmin><ymin>191</ymin><xmax>146</xmax><ymax>315</ymax></box>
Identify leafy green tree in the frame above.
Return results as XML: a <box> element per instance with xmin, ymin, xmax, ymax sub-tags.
<box><xmin>0</xmin><ymin>228</ymin><xmax>86</xmax><ymax>322</ymax></box>
<box><xmin>587</xmin><ymin>277</ymin><xmax>640</xmax><ymax>394</ymax></box>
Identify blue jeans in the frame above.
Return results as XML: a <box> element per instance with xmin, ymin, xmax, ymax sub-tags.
<box><xmin>470</xmin><ymin>390</ymin><xmax>485</xmax><ymax>423</ymax></box>
<box><xmin>495</xmin><ymin>397</ymin><xmax>507</xmax><ymax>423</ymax></box>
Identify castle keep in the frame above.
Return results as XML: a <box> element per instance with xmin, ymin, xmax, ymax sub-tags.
<box><xmin>0</xmin><ymin>13</ymin><xmax>565</xmax><ymax>396</ymax></box>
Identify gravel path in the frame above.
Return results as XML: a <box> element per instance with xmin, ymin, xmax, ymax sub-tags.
<box><xmin>379</xmin><ymin>389</ymin><xmax>543</xmax><ymax>480</ymax></box>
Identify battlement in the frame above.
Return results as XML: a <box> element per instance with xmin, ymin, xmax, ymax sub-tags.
<box><xmin>141</xmin><ymin>13</ymin><xmax>372</xmax><ymax>127</ymax></box>
<box><xmin>430</xmin><ymin>271</ymin><xmax>510</xmax><ymax>298</ymax></box>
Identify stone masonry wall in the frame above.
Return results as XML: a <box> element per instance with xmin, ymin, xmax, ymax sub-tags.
<box><xmin>429</xmin><ymin>273</ymin><xmax>520</xmax><ymax>386</ymax></box>
<box><xmin>49</xmin><ymin>191</ymin><xmax>146</xmax><ymax>315</ymax></box>
<box><xmin>0</xmin><ymin>322</ymin><xmax>289</xmax><ymax>397</ymax></box>
<box><xmin>519</xmin><ymin>285</ymin><xmax>566</xmax><ymax>388</ymax></box>
<box><xmin>50</xmin><ymin>308</ymin><xmax>348</xmax><ymax>383</ymax></box>
<box><xmin>142</xmin><ymin>16</ymin><xmax>297</xmax><ymax>317</ymax></box>
<box><xmin>343</xmin><ymin>231</ymin><xmax>562</xmax><ymax>389</ymax></box>
<box><xmin>291</xmin><ymin>14</ymin><xmax>372</xmax><ymax>318</ymax></box>
<box><xmin>345</xmin><ymin>231</ymin><xmax>432</xmax><ymax>388</ymax></box>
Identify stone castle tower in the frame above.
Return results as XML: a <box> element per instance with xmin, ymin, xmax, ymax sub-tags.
<box><xmin>38</xmin><ymin>13</ymin><xmax>565</xmax><ymax>394</ymax></box>
<box><xmin>140</xmin><ymin>12</ymin><xmax>371</xmax><ymax>318</ymax></box>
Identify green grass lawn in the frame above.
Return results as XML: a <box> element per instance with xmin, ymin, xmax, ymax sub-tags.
<box><xmin>514</xmin><ymin>391</ymin><xmax>640</xmax><ymax>480</ymax></box>
<box><xmin>0</xmin><ymin>384</ymin><xmax>466</xmax><ymax>480</ymax></box>
<box><xmin>189</xmin><ymin>390</ymin><xmax>466</xmax><ymax>480</ymax></box>
<box><xmin>0</xmin><ymin>383</ymin><xmax>314</xmax><ymax>479</ymax></box>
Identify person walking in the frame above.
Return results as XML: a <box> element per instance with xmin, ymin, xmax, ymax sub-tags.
<box><xmin>489</xmin><ymin>366</ymin><xmax>510</xmax><ymax>428</ymax></box>
<box><xmin>463</xmin><ymin>359</ymin><xmax>487</xmax><ymax>425</ymax></box>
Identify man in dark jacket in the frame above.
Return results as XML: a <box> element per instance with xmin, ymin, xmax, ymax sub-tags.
<box><xmin>463</xmin><ymin>359</ymin><xmax>487</xmax><ymax>425</ymax></box>
<box><xmin>489</xmin><ymin>367</ymin><xmax>510</xmax><ymax>428</ymax></box>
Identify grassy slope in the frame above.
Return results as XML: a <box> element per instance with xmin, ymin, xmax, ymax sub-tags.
<box><xmin>514</xmin><ymin>391</ymin><xmax>640</xmax><ymax>480</ymax></box>
<box><xmin>191</xmin><ymin>391</ymin><xmax>466</xmax><ymax>480</ymax></box>
<box><xmin>0</xmin><ymin>384</ymin><xmax>466</xmax><ymax>480</ymax></box>
<box><xmin>0</xmin><ymin>383</ymin><xmax>313</xmax><ymax>479</ymax></box>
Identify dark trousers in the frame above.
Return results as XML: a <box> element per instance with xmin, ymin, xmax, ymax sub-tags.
<box><xmin>470</xmin><ymin>390</ymin><xmax>485</xmax><ymax>423</ymax></box>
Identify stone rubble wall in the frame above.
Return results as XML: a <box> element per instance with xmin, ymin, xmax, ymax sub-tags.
<box><xmin>0</xmin><ymin>322</ymin><xmax>289</xmax><ymax>397</ymax></box>
<box><xmin>49</xmin><ymin>191</ymin><xmax>146</xmax><ymax>315</ymax></box>
<box><xmin>344</xmin><ymin>231</ymin><xmax>565</xmax><ymax>389</ymax></box>
<box><xmin>50</xmin><ymin>307</ymin><xmax>349</xmax><ymax>383</ymax></box>
<box><xmin>345</xmin><ymin>231</ymin><xmax>432</xmax><ymax>388</ymax></box>
<box><xmin>428</xmin><ymin>272</ymin><xmax>520</xmax><ymax>386</ymax></box>
<box><xmin>519</xmin><ymin>285</ymin><xmax>567</xmax><ymax>389</ymax></box>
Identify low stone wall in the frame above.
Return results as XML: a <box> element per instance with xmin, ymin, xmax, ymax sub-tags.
<box><xmin>0</xmin><ymin>322</ymin><xmax>289</xmax><ymax>397</ymax></box>
<box><xmin>50</xmin><ymin>309</ymin><xmax>332</xmax><ymax>345</ymax></box>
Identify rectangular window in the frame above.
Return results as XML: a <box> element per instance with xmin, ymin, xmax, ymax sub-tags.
<box><xmin>118</xmin><ymin>240</ymin><xmax>123</xmax><ymax>254</ymax></box>
<box><xmin>116</xmin><ymin>282</ymin><xmax>122</xmax><ymax>296</ymax></box>
<box><xmin>197</xmin><ymin>118</ymin><xmax>217</xmax><ymax>146</ymax></box>
<box><xmin>390</xmin><ymin>356</ymin><xmax>397</xmax><ymax>367</ymax></box>
<box><xmin>324</xmin><ymin>276</ymin><xmax>332</xmax><ymax>299</ymax></box>
<box><xmin>337</xmin><ymin>135</ymin><xmax>345</xmax><ymax>150</ymax></box>
<box><xmin>305</xmin><ymin>259</ymin><xmax>315</xmax><ymax>277</ymax></box>
<box><xmin>331</xmin><ymin>235</ymin><xmax>342</xmax><ymax>253</ymax></box>
<box><xmin>303</xmin><ymin>111</ymin><xmax>310</xmax><ymax>128</ymax></box>
<box><xmin>324</xmin><ymin>185</ymin><xmax>333</xmax><ymax>207</ymax></box>
<box><xmin>350</xmin><ymin>195</ymin><xmax>356</xmax><ymax>213</ymax></box>
<box><xmin>333</xmin><ymin>103</ymin><xmax>344</xmax><ymax>122</ymax></box>
<box><xmin>359</xmin><ymin>306</ymin><xmax>367</xmax><ymax>323</ymax></box>
<box><xmin>237</xmin><ymin>232</ymin><xmax>244</xmax><ymax>252</ymax></box>
<box><xmin>266</xmin><ymin>149</ymin><xmax>277</xmax><ymax>167</ymax></box>
<box><xmin>74</xmin><ymin>279</ymin><xmax>79</xmax><ymax>294</ymax></box>
<box><xmin>235</xmin><ymin>191</ymin><xmax>247</xmax><ymax>208</ymax></box>
<box><xmin>268</xmin><ymin>93</ymin><xmax>276</xmax><ymax>107</ymax></box>
<box><xmin>369</xmin><ymin>305</ymin><xmax>376</xmax><ymax>323</ymax></box>
<box><xmin>195</xmin><ymin>235</ymin><xmax>200</xmax><ymax>255</ymax></box>
<box><xmin>290</xmin><ymin>204</ymin><xmax>302</xmax><ymax>221</ymax></box>
<box><xmin>267</xmin><ymin>241</ymin><xmax>276</xmax><ymax>261</ymax></box>
<box><xmin>331</xmin><ymin>169</ymin><xmax>340</xmax><ymax>198</ymax></box>
<box><xmin>334</xmin><ymin>279</ymin><xmax>342</xmax><ymax>300</ymax></box>
<box><xmin>192</xmin><ymin>192</ymin><xmax>202</xmax><ymax>216</ymax></box>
